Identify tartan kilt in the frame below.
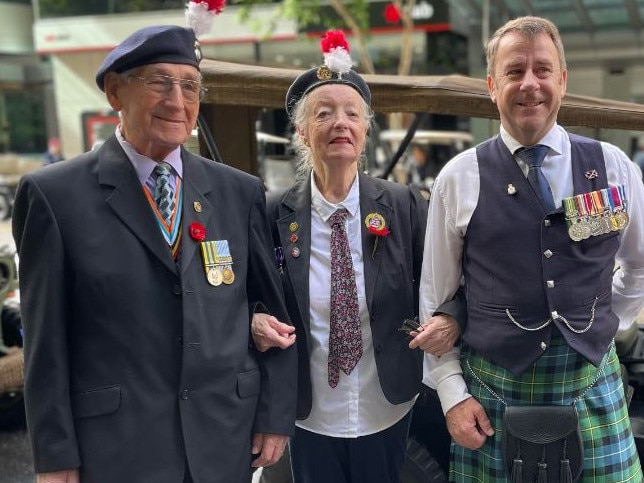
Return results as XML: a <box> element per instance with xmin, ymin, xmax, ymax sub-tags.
<box><xmin>450</xmin><ymin>333</ymin><xmax>642</xmax><ymax>482</ymax></box>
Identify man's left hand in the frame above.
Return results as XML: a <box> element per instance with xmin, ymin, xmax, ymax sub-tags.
<box><xmin>408</xmin><ymin>314</ymin><xmax>459</xmax><ymax>356</ymax></box>
<box><xmin>251</xmin><ymin>433</ymin><xmax>289</xmax><ymax>468</ymax></box>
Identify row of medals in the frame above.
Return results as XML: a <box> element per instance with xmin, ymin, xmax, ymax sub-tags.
<box><xmin>563</xmin><ymin>185</ymin><xmax>629</xmax><ymax>242</ymax></box>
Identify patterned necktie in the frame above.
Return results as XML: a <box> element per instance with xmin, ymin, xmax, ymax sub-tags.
<box><xmin>328</xmin><ymin>208</ymin><xmax>362</xmax><ymax>388</ymax></box>
<box><xmin>154</xmin><ymin>162</ymin><xmax>175</xmax><ymax>226</ymax></box>
<box><xmin>517</xmin><ymin>144</ymin><xmax>555</xmax><ymax>212</ymax></box>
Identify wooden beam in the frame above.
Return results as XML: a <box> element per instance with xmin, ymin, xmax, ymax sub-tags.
<box><xmin>200</xmin><ymin>59</ymin><xmax>644</xmax><ymax>130</ymax></box>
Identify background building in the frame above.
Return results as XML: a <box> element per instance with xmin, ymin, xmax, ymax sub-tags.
<box><xmin>22</xmin><ymin>0</ymin><xmax>644</xmax><ymax>159</ymax></box>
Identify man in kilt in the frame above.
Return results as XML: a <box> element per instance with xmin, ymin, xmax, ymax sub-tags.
<box><xmin>419</xmin><ymin>16</ymin><xmax>644</xmax><ymax>482</ymax></box>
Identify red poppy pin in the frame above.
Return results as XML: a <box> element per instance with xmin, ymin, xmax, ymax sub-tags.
<box><xmin>365</xmin><ymin>212</ymin><xmax>390</xmax><ymax>258</ymax></box>
<box><xmin>189</xmin><ymin>222</ymin><xmax>206</xmax><ymax>242</ymax></box>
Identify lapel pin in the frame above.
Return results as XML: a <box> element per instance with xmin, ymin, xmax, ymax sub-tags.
<box><xmin>507</xmin><ymin>184</ymin><xmax>517</xmax><ymax>195</ymax></box>
<box><xmin>193</xmin><ymin>201</ymin><xmax>202</xmax><ymax>212</ymax></box>
<box><xmin>584</xmin><ymin>169</ymin><xmax>598</xmax><ymax>180</ymax></box>
<box><xmin>290</xmin><ymin>246</ymin><xmax>300</xmax><ymax>258</ymax></box>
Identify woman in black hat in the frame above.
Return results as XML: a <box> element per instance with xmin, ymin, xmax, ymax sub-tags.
<box><xmin>253</xmin><ymin>30</ymin><xmax>462</xmax><ymax>483</ymax></box>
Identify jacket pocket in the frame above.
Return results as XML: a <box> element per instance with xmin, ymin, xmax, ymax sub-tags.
<box><xmin>72</xmin><ymin>385</ymin><xmax>121</xmax><ymax>419</ymax></box>
<box><xmin>237</xmin><ymin>369</ymin><xmax>261</xmax><ymax>398</ymax></box>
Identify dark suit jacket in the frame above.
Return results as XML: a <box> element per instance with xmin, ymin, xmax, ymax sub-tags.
<box><xmin>12</xmin><ymin>136</ymin><xmax>296</xmax><ymax>483</ymax></box>
<box><xmin>267</xmin><ymin>171</ymin><xmax>427</xmax><ymax>419</ymax></box>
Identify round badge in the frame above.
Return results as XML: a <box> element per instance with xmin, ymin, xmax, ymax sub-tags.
<box><xmin>193</xmin><ymin>201</ymin><xmax>202</xmax><ymax>213</ymax></box>
<box><xmin>222</xmin><ymin>266</ymin><xmax>235</xmax><ymax>285</ymax></box>
<box><xmin>316</xmin><ymin>65</ymin><xmax>332</xmax><ymax>81</ymax></box>
<box><xmin>616</xmin><ymin>210</ymin><xmax>629</xmax><ymax>229</ymax></box>
<box><xmin>568</xmin><ymin>223</ymin><xmax>584</xmax><ymax>242</ymax></box>
<box><xmin>291</xmin><ymin>247</ymin><xmax>300</xmax><ymax>258</ymax></box>
<box><xmin>207</xmin><ymin>267</ymin><xmax>223</xmax><ymax>286</ymax></box>
<box><xmin>289</xmin><ymin>222</ymin><xmax>299</xmax><ymax>233</ymax></box>
<box><xmin>290</xmin><ymin>233</ymin><xmax>298</xmax><ymax>243</ymax></box>
<box><xmin>364</xmin><ymin>212</ymin><xmax>386</xmax><ymax>231</ymax></box>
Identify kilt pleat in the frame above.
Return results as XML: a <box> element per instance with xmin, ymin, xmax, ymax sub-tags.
<box><xmin>450</xmin><ymin>332</ymin><xmax>642</xmax><ymax>482</ymax></box>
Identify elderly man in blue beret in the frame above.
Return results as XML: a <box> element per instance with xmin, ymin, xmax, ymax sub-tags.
<box><xmin>12</xmin><ymin>24</ymin><xmax>296</xmax><ymax>483</ymax></box>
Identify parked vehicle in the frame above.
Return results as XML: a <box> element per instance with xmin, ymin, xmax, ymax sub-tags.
<box><xmin>0</xmin><ymin>244</ymin><xmax>24</xmax><ymax>430</ymax></box>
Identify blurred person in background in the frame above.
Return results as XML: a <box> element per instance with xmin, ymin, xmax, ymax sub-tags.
<box><xmin>42</xmin><ymin>137</ymin><xmax>64</xmax><ymax>165</ymax></box>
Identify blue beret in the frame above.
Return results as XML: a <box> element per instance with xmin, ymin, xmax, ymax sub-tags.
<box><xmin>95</xmin><ymin>25</ymin><xmax>201</xmax><ymax>91</ymax></box>
<box><xmin>285</xmin><ymin>66</ymin><xmax>371</xmax><ymax>118</ymax></box>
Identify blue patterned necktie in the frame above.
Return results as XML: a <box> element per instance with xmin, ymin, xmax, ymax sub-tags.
<box><xmin>154</xmin><ymin>162</ymin><xmax>175</xmax><ymax>226</ymax></box>
<box><xmin>328</xmin><ymin>208</ymin><xmax>362</xmax><ymax>388</ymax></box>
<box><xmin>516</xmin><ymin>144</ymin><xmax>555</xmax><ymax>212</ymax></box>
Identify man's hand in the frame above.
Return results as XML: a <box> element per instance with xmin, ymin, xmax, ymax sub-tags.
<box><xmin>408</xmin><ymin>314</ymin><xmax>459</xmax><ymax>356</ymax></box>
<box><xmin>37</xmin><ymin>470</ymin><xmax>80</xmax><ymax>483</ymax></box>
<box><xmin>445</xmin><ymin>397</ymin><xmax>495</xmax><ymax>450</ymax></box>
<box><xmin>251</xmin><ymin>313</ymin><xmax>296</xmax><ymax>352</ymax></box>
<box><xmin>251</xmin><ymin>433</ymin><xmax>289</xmax><ymax>468</ymax></box>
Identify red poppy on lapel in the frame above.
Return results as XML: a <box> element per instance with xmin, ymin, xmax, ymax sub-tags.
<box><xmin>364</xmin><ymin>212</ymin><xmax>390</xmax><ymax>259</ymax></box>
<box><xmin>189</xmin><ymin>222</ymin><xmax>206</xmax><ymax>242</ymax></box>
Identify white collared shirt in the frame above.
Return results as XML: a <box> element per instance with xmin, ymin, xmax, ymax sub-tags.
<box><xmin>296</xmin><ymin>172</ymin><xmax>414</xmax><ymax>437</ymax></box>
<box><xmin>420</xmin><ymin>123</ymin><xmax>644</xmax><ymax>414</ymax></box>
<box><xmin>115</xmin><ymin>125</ymin><xmax>183</xmax><ymax>187</ymax></box>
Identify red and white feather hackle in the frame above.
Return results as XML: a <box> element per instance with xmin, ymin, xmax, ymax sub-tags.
<box><xmin>320</xmin><ymin>30</ymin><xmax>353</xmax><ymax>76</ymax></box>
<box><xmin>186</xmin><ymin>0</ymin><xmax>226</xmax><ymax>38</ymax></box>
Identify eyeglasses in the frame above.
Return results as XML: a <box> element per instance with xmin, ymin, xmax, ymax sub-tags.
<box><xmin>129</xmin><ymin>75</ymin><xmax>207</xmax><ymax>103</ymax></box>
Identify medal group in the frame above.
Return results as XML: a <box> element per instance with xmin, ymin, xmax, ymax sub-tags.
<box><xmin>563</xmin><ymin>185</ymin><xmax>629</xmax><ymax>241</ymax></box>
<box><xmin>200</xmin><ymin>239</ymin><xmax>235</xmax><ymax>286</ymax></box>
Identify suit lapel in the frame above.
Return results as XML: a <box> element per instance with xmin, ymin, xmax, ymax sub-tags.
<box><xmin>179</xmin><ymin>151</ymin><xmax>214</xmax><ymax>277</ymax></box>
<box><xmin>99</xmin><ymin>137</ymin><xmax>177</xmax><ymax>274</ymax></box>
<box><xmin>359</xmin><ymin>174</ymin><xmax>392</xmax><ymax>312</ymax></box>
<box><xmin>277</xmin><ymin>179</ymin><xmax>312</xmax><ymax>333</ymax></box>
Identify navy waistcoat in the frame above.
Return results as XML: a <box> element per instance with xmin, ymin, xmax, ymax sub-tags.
<box><xmin>463</xmin><ymin>133</ymin><xmax>620</xmax><ymax>375</ymax></box>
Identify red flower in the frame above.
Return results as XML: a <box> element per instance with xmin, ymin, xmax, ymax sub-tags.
<box><xmin>368</xmin><ymin>225</ymin><xmax>391</xmax><ymax>237</ymax></box>
<box><xmin>383</xmin><ymin>3</ymin><xmax>401</xmax><ymax>24</ymax></box>
<box><xmin>320</xmin><ymin>30</ymin><xmax>349</xmax><ymax>54</ymax></box>
<box><xmin>189</xmin><ymin>222</ymin><xmax>206</xmax><ymax>242</ymax></box>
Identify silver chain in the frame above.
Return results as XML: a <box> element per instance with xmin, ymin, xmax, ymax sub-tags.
<box><xmin>505</xmin><ymin>297</ymin><xmax>598</xmax><ymax>334</ymax></box>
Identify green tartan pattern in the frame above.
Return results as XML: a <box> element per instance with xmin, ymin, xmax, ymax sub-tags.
<box><xmin>450</xmin><ymin>333</ymin><xmax>642</xmax><ymax>482</ymax></box>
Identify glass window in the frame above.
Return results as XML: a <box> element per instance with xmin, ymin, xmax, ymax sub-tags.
<box><xmin>36</xmin><ymin>0</ymin><xmax>186</xmax><ymax>19</ymax></box>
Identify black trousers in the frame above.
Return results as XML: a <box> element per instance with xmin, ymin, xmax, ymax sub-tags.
<box><xmin>290</xmin><ymin>411</ymin><xmax>411</xmax><ymax>483</ymax></box>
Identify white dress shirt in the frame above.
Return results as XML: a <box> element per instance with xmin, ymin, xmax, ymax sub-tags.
<box><xmin>115</xmin><ymin>125</ymin><xmax>183</xmax><ymax>186</ymax></box>
<box><xmin>296</xmin><ymin>172</ymin><xmax>414</xmax><ymax>437</ymax></box>
<box><xmin>420</xmin><ymin>123</ymin><xmax>644</xmax><ymax>414</ymax></box>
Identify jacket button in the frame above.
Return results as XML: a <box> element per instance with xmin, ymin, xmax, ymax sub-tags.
<box><xmin>173</xmin><ymin>285</ymin><xmax>182</xmax><ymax>296</ymax></box>
<box><xmin>374</xmin><ymin>344</ymin><xmax>382</xmax><ymax>353</ymax></box>
<box><xmin>180</xmin><ymin>390</ymin><xmax>189</xmax><ymax>400</ymax></box>
<box><xmin>544</xmin><ymin>249</ymin><xmax>553</xmax><ymax>258</ymax></box>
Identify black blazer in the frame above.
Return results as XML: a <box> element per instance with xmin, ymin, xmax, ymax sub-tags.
<box><xmin>13</xmin><ymin>135</ymin><xmax>297</xmax><ymax>483</ymax></box>
<box><xmin>268</xmin><ymin>171</ymin><xmax>428</xmax><ymax>419</ymax></box>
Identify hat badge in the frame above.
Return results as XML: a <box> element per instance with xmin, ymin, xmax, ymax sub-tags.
<box><xmin>317</xmin><ymin>65</ymin><xmax>333</xmax><ymax>81</ymax></box>
<box><xmin>194</xmin><ymin>40</ymin><xmax>202</xmax><ymax>63</ymax></box>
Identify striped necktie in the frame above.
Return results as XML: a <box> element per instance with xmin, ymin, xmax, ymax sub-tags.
<box><xmin>154</xmin><ymin>162</ymin><xmax>175</xmax><ymax>226</ymax></box>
